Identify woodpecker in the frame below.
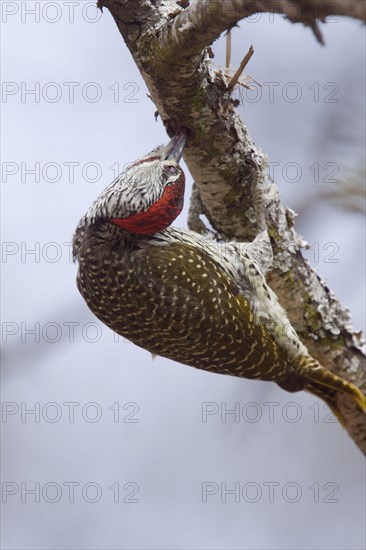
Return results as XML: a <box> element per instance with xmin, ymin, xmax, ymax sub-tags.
<box><xmin>73</xmin><ymin>132</ymin><xmax>366</xmax><ymax>424</ymax></box>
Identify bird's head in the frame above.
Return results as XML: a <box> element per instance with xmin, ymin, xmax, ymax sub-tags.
<box><xmin>82</xmin><ymin>132</ymin><xmax>186</xmax><ymax>236</ymax></box>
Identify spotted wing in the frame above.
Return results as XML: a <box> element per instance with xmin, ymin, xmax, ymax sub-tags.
<box><xmin>128</xmin><ymin>241</ymin><xmax>289</xmax><ymax>381</ymax></box>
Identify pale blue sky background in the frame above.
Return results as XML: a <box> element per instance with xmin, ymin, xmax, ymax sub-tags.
<box><xmin>1</xmin><ymin>2</ymin><xmax>365</xmax><ymax>549</ymax></box>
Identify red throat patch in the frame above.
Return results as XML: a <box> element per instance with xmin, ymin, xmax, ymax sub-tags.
<box><xmin>110</xmin><ymin>177</ymin><xmax>185</xmax><ymax>235</ymax></box>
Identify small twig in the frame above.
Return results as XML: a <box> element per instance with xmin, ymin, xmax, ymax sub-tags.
<box><xmin>308</xmin><ymin>20</ymin><xmax>325</xmax><ymax>45</ymax></box>
<box><xmin>187</xmin><ymin>183</ymin><xmax>208</xmax><ymax>235</ymax></box>
<box><xmin>227</xmin><ymin>45</ymin><xmax>254</xmax><ymax>93</ymax></box>
<box><xmin>213</xmin><ymin>63</ymin><xmax>259</xmax><ymax>91</ymax></box>
<box><xmin>216</xmin><ymin>65</ymin><xmax>261</xmax><ymax>91</ymax></box>
<box><xmin>96</xmin><ymin>0</ymin><xmax>105</xmax><ymax>12</ymax></box>
<box><xmin>245</xmin><ymin>74</ymin><xmax>262</xmax><ymax>88</ymax></box>
<box><xmin>220</xmin><ymin>67</ymin><xmax>252</xmax><ymax>90</ymax></box>
<box><xmin>226</xmin><ymin>30</ymin><xmax>232</xmax><ymax>70</ymax></box>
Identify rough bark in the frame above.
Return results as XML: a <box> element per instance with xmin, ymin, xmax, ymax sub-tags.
<box><xmin>99</xmin><ymin>0</ymin><xmax>366</xmax><ymax>452</ymax></box>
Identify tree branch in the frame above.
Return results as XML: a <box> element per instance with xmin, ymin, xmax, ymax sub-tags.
<box><xmin>166</xmin><ymin>0</ymin><xmax>366</xmax><ymax>47</ymax></box>
<box><xmin>101</xmin><ymin>0</ymin><xmax>366</xmax><ymax>452</ymax></box>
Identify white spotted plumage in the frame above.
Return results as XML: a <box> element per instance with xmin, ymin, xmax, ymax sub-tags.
<box><xmin>72</xmin><ymin>133</ymin><xmax>366</xmax><ymax>422</ymax></box>
<box><xmin>137</xmin><ymin>226</ymin><xmax>308</xmax><ymax>360</ymax></box>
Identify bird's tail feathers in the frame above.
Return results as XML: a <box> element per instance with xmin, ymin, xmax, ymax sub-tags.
<box><xmin>297</xmin><ymin>357</ymin><xmax>366</xmax><ymax>425</ymax></box>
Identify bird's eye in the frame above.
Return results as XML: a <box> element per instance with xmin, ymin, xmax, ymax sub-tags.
<box><xmin>164</xmin><ymin>165</ymin><xmax>178</xmax><ymax>175</ymax></box>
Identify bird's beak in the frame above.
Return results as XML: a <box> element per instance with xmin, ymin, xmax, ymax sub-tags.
<box><xmin>164</xmin><ymin>131</ymin><xmax>187</xmax><ymax>163</ymax></box>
